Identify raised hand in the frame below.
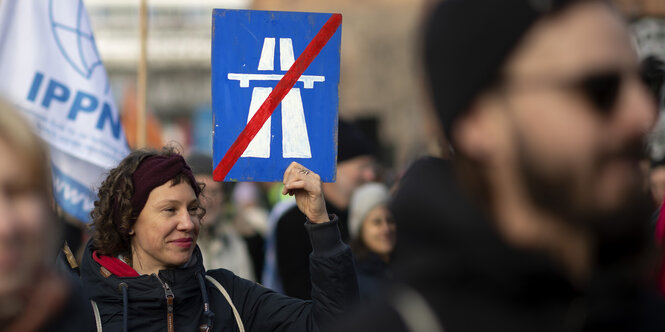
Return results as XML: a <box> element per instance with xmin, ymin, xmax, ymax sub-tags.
<box><xmin>281</xmin><ymin>162</ymin><xmax>330</xmax><ymax>223</ymax></box>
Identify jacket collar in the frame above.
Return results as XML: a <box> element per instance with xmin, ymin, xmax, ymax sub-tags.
<box><xmin>92</xmin><ymin>251</ymin><xmax>140</xmax><ymax>277</ymax></box>
<box><xmin>81</xmin><ymin>239</ymin><xmax>206</xmax><ymax>296</ymax></box>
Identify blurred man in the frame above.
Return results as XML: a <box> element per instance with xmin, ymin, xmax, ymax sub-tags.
<box><xmin>339</xmin><ymin>1</ymin><xmax>665</xmax><ymax>331</ymax></box>
<box><xmin>273</xmin><ymin>119</ymin><xmax>375</xmax><ymax>299</ymax></box>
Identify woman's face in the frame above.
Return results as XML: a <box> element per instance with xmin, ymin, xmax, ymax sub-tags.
<box><xmin>130</xmin><ymin>181</ymin><xmax>201</xmax><ymax>274</ymax></box>
<box><xmin>360</xmin><ymin>204</ymin><xmax>396</xmax><ymax>256</ymax></box>
<box><xmin>0</xmin><ymin>139</ymin><xmax>51</xmax><ymax>296</ymax></box>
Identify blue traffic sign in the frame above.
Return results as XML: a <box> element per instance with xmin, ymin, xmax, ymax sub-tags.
<box><xmin>211</xmin><ymin>9</ymin><xmax>341</xmax><ymax>182</ymax></box>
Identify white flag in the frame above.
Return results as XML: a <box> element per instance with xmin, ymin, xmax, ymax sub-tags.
<box><xmin>0</xmin><ymin>0</ymin><xmax>130</xmax><ymax>222</ymax></box>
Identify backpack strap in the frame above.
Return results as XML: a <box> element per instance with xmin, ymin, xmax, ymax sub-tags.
<box><xmin>205</xmin><ymin>275</ymin><xmax>245</xmax><ymax>332</ymax></box>
<box><xmin>91</xmin><ymin>300</ymin><xmax>103</xmax><ymax>332</ymax></box>
<box><xmin>389</xmin><ymin>284</ymin><xmax>444</xmax><ymax>332</ymax></box>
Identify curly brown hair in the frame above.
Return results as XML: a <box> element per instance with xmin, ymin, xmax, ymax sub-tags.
<box><xmin>90</xmin><ymin>146</ymin><xmax>204</xmax><ymax>258</ymax></box>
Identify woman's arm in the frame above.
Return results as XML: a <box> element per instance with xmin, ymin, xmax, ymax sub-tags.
<box><xmin>211</xmin><ymin>215</ymin><xmax>357</xmax><ymax>331</ymax></box>
<box><xmin>209</xmin><ymin>162</ymin><xmax>358</xmax><ymax>331</ymax></box>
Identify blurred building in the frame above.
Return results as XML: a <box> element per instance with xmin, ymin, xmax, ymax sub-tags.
<box><xmin>85</xmin><ymin>0</ymin><xmax>249</xmax><ymax>150</ymax></box>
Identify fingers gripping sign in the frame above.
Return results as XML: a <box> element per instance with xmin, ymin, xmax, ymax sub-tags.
<box><xmin>282</xmin><ymin>161</ymin><xmax>330</xmax><ymax>223</ymax></box>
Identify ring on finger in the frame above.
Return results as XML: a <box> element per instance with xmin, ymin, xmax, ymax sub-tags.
<box><xmin>299</xmin><ymin>168</ymin><xmax>310</xmax><ymax>175</ymax></box>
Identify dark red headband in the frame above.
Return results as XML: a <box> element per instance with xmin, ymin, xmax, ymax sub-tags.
<box><xmin>130</xmin><ymin>154</ymin><xmax>201</xmax><ymax>219</ymax></box>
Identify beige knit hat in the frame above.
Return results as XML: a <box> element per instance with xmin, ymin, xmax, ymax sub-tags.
<box><xmin>348</xmin><ymin>182</ymin><xmax>390</xmax><ymax>240</ymax></box>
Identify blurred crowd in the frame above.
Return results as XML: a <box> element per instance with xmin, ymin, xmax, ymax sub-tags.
<box><xmin>3</xmin><ymin>0</ymin><xmax>665</xmax><ymax>331</ymax></box>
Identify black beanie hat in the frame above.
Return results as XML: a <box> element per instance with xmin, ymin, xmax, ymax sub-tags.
<box><xmin>424</xmin><ymin>0</ymin><xmax>585</xmax><ymax>141</ymax></box>
<box><xmin>338</xmin><ymin>119</ymin><xmax>376</xmax><ymax>163</ymax></box>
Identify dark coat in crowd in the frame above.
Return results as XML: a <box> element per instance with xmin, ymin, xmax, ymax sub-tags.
<box><xmin>81</xmin><ymin>218</ymin><xmax>358</xmax><ymax>332</ymax></box>
<box><xmin>336</xmin><ymin>157</ymin><xmax>665</xmax><ymax>332</ymax></box>
<box><xmin>354</xmin><ymin>252</ymin><xmax>392</xmax><ymax>301</ymax></box>
<box><xmin>275</xmin><ymin>202</ymin><xmax>349</xmax><ymax>300</ymax></box>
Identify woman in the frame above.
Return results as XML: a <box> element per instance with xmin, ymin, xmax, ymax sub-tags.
<box><xmin>0</xmin><ymin>101</ymin><xmax>94</xmax><ymax>331</ymax></box>
<box><xmin>80</xmin><ymin>147</ymin><xmax>357</xmax><ymax>331</ymax></box>
<box><xmin>348</xmin><ymin>183</ymin><xmax>396</xmax><ymax>299</ymax></box>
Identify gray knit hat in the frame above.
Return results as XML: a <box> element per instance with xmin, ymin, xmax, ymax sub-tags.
<box><xmin>348</xmin><ymin>182</ymin><xmax>390</xmax><ymax>240</ymax></box>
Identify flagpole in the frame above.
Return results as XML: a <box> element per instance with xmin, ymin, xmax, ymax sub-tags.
<box><xmin>137</xmin><ymin>0</ymin><xmax>148</xmax><ymax>149</ymax></box>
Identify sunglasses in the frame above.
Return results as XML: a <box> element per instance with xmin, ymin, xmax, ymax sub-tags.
<box><xmin>498</xmin><ymin>66</ymin><xmax>655</xmax><ymax>115</ymax></box>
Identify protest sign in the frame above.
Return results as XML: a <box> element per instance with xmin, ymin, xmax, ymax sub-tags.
<box><xmin>212</xmin><ymin>9</ymin><xmax>342</xmax><ymax>182</ymax></box>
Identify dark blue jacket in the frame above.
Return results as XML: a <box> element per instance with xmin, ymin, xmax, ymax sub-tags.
<box><xmin>80</xmin><ymin>217</ymin><xmax>358</xmax><ymax>331</ymax></box>
<box><xmin>355</xmin><ymin>253</ymin><xmax>392</xmax><ymax>301</ymax></box>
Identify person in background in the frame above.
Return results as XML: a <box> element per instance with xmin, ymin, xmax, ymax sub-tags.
<box><xmin>271</xmin><ymin>119</ymin><xmax>376</xmax><ymax>299</ymax></box>
<box><xmin>0</xmin><ymin>101</ymin><xmax>94</xmax><ymax>331</ymax></box>
<box><xmin>231</xmin><ymin>182</ymin><xmax>269</xmax><ymax>279</ymax></box>
<box><xmin>187</xmin><ymin>153</ymin><xmax>255</xmax><ymax>280</ymax></box>
<box><xmin>339</xmin><ymin>0</ymin><xmax>665</xmax><ymax>331</ymax></box>
<box><xmin>348</xmin><ymin>182</ymin><xmax>396</xmax><ymax>300</ymax></box>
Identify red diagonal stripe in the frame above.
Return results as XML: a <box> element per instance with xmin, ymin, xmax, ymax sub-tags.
<box><xmin>213</xmin><ymin>13</ymin><xmax>342</xmax><ymax>181</ymax></box>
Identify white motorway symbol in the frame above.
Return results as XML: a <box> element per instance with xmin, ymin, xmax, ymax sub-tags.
<box><xmin>228</xmin><ymin>38</ymin><xmax>326</xmax><ymax>159</ymax></box>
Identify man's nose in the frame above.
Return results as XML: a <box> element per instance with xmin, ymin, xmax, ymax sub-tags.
<box><xmin>612</xmin><ymin>76</ymin><xmax>658</xmax><ymax>140</ymax></box>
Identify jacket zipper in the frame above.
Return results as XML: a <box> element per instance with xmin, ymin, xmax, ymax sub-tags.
<box><xmin>155</xmin><ymin>274</ymin><xmax>175</xmax><ymax>332</ymax></box>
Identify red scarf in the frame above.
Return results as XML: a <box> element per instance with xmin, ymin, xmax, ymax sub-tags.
<box><xmin>93</xmin><ymin>251</ymin><xmax>140</xmax><ymax>277</ymax></box>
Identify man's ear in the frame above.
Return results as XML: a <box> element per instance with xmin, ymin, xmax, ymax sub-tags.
<box><xmin>452</xmin><ymin>95</ymin><xmax>500</xmax><ymax>162</ymax></box>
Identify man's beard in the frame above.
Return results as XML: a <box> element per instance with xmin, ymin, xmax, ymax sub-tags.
<box><xmin>514</xmin><ymin>130</ymin><xmax>652</xmax><ymax>265</ymax></box>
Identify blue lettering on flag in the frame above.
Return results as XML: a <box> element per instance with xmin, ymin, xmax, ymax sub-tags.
<box><xmin>0</xmin><ymin>0</ymin><xmax>131</xmax><ymax>223</ymax></box>
<box><xmin>26</xmin><ymin>72</ymin><xmax>124</xmax><ymax>140</ymax></box>
<box><xmin>41</xmin><ymin>78</ymin><xmax>70</xmax><ymax>108</ymax></box>
<box><xmin>51</xmin><ymin>163</ymin><xmax>96</xmax><ymax>222</ymax></box>
<box><xmin>68</xmin><ymin>91</ymin><xmax>99</xmax><ymax>120</ymax></box>
<box><xmin>96</xmin><ymin>102</ymin><xmax>123</xmax><ymax>139</ymax></box>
